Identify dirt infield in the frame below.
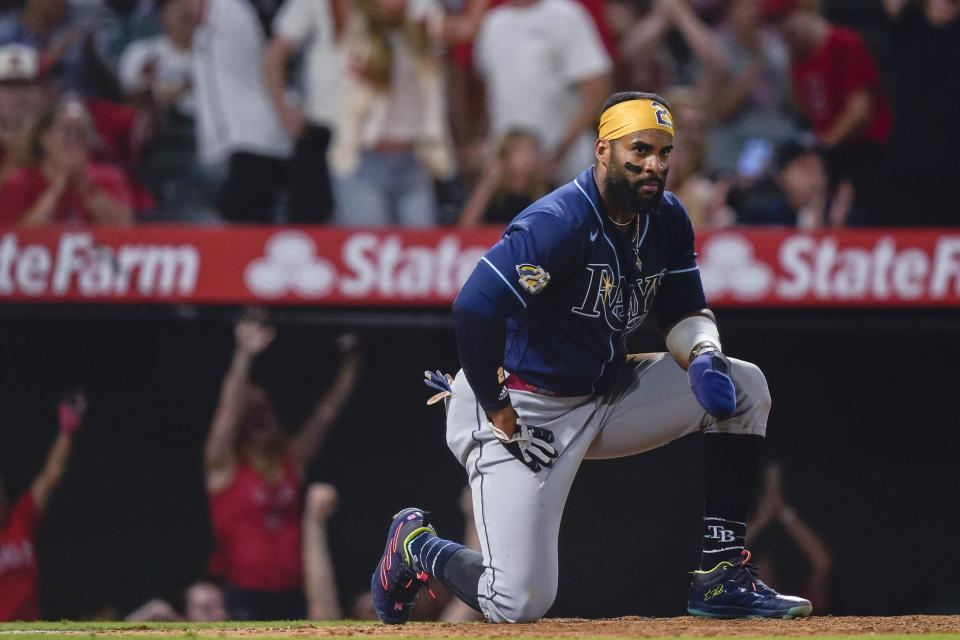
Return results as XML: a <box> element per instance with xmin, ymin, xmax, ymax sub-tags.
<box><xmin>93</xmin><ymin>616</ymin><xmax>960</xmax><ymax>638</ymax></box>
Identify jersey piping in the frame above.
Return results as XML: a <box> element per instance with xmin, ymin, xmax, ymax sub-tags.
<box><xmin>481</xmin><ymin>256</ymin><xmax>527</xmax><ymax>308</ymax></box>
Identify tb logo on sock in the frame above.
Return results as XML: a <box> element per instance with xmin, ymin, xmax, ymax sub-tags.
<box><xmin>705</xmin><ymin>526</ymin><xmax>735</xmax><ymax>542</ymax></box>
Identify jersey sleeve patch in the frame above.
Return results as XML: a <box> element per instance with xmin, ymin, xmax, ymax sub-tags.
<box><xmin>516</xmin><ymin>264</ymin><xmax>551</xmax><ymax>294</ymax></box>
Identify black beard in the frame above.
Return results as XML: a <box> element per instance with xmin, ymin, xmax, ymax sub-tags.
<box><xmin>603</xmin><ymin>168</ymin><xmax>667</xmax><ymax>217</ymax></box>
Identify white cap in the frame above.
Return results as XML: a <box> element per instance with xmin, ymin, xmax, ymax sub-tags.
<box><xmin>0</xmin><ymin>44</ymin><xmax>39</xmax><ymax>83</ymax></box>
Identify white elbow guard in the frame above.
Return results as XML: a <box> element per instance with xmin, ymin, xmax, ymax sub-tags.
<box><xmin>665</xmin><ymin>314</ymin><xmax>721</xmax><ymax>368</ymax></box>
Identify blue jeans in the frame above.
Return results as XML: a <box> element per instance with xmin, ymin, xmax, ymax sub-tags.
<box><xmin>332</xmin><ymin>149</ymin><xmax>437</xmax><ymax>226</ymax></box>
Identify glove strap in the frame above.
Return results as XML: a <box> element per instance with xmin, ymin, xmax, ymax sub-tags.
<box><xmin>490</xmin><ymin>414</ymin><xmax>527</xmax><ymax>444</ymax></box>
<box><xmin>689</xmin><ymin>341</ymin><xmax>720</xmax><ymax>362</ymax></box>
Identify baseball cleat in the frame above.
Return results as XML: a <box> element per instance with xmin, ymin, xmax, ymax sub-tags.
<box><xmin>371</xmin><ymin>507</ymin><xmax>436</xmax><ymax>624</ymax></box>
<box><xmin>687</xmin><ymin>550</ymin><xmax>813</xmax><ymax>619</ymax></box>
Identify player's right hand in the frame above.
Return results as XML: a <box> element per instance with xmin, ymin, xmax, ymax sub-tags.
<box><xmin>489</xmin><ymin>414</ymin><xmax>557</xmax><ymax>473</ymax></box>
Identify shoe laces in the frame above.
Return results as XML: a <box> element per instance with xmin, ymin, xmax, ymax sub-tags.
<box><xmin>738</xmin><ymin>550</ymin><xmax>777</xmax><ymax>595</ymax></box>
<box><xmin>389</xmin><ymin>565</ymin><xmax>435</xmax><ymax>602</ymax></box>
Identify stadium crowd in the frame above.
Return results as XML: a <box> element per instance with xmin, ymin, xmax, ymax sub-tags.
<box><xmin>0</xmin><ymin>0</ymin><xmax>954</xmax><ymax>228</ymax></box>
<box><xmin>0</xmin><ymin>316</ymin><xmax>488</xmax><ymax>622</ymax></box>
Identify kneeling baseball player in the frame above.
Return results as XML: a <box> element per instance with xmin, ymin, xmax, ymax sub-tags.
<box><xmin>371</xmin><ymin>91</ymin><xmax>813</xmax><ymax>623</ymax></box>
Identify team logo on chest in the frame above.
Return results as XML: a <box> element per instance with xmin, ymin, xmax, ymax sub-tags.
<box><xmin>571</xmin><ymin>263</ymin><xmax>666</xmax><ymax>333</ymax></box>
<box><xmin>516</xmin><ymin>264</ymin><xmax>551</xmax><ymax>294</ymax></box>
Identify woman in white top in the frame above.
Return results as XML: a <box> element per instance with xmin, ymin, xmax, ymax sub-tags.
<box><xmin>329</xmin><ymin>0</ymin><xmax>453</xmax><ymax>227</ymax></box>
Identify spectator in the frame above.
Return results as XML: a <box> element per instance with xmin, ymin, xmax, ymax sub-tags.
<box><xmin>192</xmin><ymin>0</ymin><xmax>293</xmax><ymax>223</ymax></box>
<box><xmin>0</xmin><ymin>97</ymin><xmax>134</xmax><ymax>225</ymax></box>
<box><xmin>301</xmin><ymin>483</ymin><xmax>342</xmax><ymax>621</ymax></box>
<box><xmin>705</xmin><ymin>0</ymin><xmax>798</xmax><ymax>176</ymax></box>
<box><xmin>119</xmin><ymin>0</ymin><xmax>195</xmax><ymax>126</ymax></box>
<box><xmin>882</xmin><ymin>0</ymin><xmax>960</xmax><ymax>226</ymax></box>
<box><xmin>118</xmin><ymin>0</ymin><xmax>218</xmax><ymax>220</ymax></box>
<box><xmin>329</xmin><ymin>0</ymin><xmax>453</xmax><ymax>226</ymax></box>
<box><xmin>727</xmin><ymin>134</ymin><xmax>843</xmax><ymax>228</ymax></box>
<box><xmin>263</xmin><ymin>0</ymin><xmax>343</xmax><ymax>224</ymax></box>
<box><xmin>204</xmin><ymin>318</ymin><xmax>361</xmax><ymax>620</ymax></box>
<box><xmin>91</xmin><ymin>0</ymin><xmax>163</xmax><ymax>99</ymax></box>
<box><xmin>473</xmin><ymin>0</ymin><xmax>611</xmax><ymax>184</ymax></box>
<box><xmin>763</xmin><ymin>0</ymin><xmax>892</xmax><ymax>226</ymax></box>
<box><xmin>126</xmin><ymin>581</ymin><xmax>229</xmax><ymax>622</ymax></box>
<box><xmin>604</xmin><ymin>0</ymin><xmax>673</xmax><ymax>93</ymax></box>
<box><xmin>0</xmin><ymin>391</ymin><xmax>85</xmax><ymax>622</ymax></box>
<box><xmin>0</xmin><ymin>44</ymin><xmax>53</xmax><ymax>183</ymax></box>
<box><xmin>612</xmin><ymin>0</ymin><xmax>728</xmax><ymax>98</ymax></box>
<box><xmin>0</xmin><ymin>0</ymin><xmax>93</xmax><ymax>93</ymax></box>
<box><xmin>458</xmin><ymin>129</ymin><xmax>547</xmax><ymax>227</ymax></box>
<box><xmin>661</xmin><ymin>86</ymin><xmax>732</xmax><ymax>229</ymax></box>
<box><xmin>441</xmin><ymin>0</ymin><xmax>491</xmax><ymax>176</ymax></box>
<box><xmin>747</xmin><ymin>463</ymin><xmax>833</xmax><ymax>612</ymax></box>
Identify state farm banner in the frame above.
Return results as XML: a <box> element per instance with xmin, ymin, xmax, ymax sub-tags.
<box><xmin>698</xmin><ymin>229</ymin><xmax>960</xmax><ymax>307</ymax></box>
<box><xmin>0</xmin><ymin>226</ymin><xmax>501</xmax><ymax>305</ymax></box>
<box><xmin>0</xmin><ymin>225</ymin><xmax>959</xmax><ymax>307</ymax></box>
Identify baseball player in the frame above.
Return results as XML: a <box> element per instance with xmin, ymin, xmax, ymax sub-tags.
<box><xmin>371</xmin><ymin>91</ymin><xmax>813</xmax><ymax>623</ymax></box>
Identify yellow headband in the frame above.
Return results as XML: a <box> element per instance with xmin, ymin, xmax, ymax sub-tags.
<box><xmin>598</xmin><ymin>99</ymin><xmax>675</xmax><ymax>140</ymax></box>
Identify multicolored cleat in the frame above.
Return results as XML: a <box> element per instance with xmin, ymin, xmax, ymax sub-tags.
<box><xmin>371</xmin><ymin>507</ymin><xmax>436</xmax><ymax>624</ymax></box>
<box><xmin>688</xmin><ymin>550</ymin><xmax>813</xmax><ymax>619</ymax></box>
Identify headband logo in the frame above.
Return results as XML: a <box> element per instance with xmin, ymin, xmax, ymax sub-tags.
<box><xmin>651</xmin><ymin>101</ymin><xmax>672</xmax><ymax>129</ymax></box>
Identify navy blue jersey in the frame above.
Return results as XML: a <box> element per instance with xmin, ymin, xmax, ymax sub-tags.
<box><xmin>454</xmin><ymin>166</ymin><xmax>707</xmax><ymax>396</ymax></box>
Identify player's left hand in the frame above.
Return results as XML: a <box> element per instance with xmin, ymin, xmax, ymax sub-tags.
<box><xmin>489</xmin><ymin>414</ymin><xmax>557</xmax><ymax>472</ymax></box>
<box><xmin>688</xmin><ymin>351</ymin><xmax>737</xmax><ymax>419</ymax></box>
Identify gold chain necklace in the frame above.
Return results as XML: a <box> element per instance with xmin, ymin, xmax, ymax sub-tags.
<box><xmin>606</xmin><ymin>214</ymin><xmax>636</xmax><ymax>227</ymax></box>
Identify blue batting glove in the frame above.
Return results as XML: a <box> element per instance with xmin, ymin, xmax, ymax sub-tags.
<box><xmin>688</xmin><ymin>351</ymin><xmax>736</xmax><ymax>419</ymax></box>
<box><xmin>423</xmin><ymin>370</ymin><xmax>452</xmax><ymax>393</ymax></box>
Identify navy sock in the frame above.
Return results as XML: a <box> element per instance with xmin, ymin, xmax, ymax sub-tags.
<box><xmin>407</xmin><ymin>532</ymin><xmax>484</xmax><ymax>612</ymax></box>
<box><xmin>407</xmin><ymin>532</ymin><xmax>465</xmax><ymax>577</ymax></box>
<box><xmin>700</xmin><ymin>433</ymin><xmax>763</xmax><ymax>570</ymax></box>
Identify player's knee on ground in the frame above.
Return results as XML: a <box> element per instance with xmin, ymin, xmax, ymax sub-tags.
<box><xmin>710</xmin><ymin>359</ymin><xmax>771</xmax><ymax>437</ymax></box>
<box><xmin>480</xmin><ymin>575</ymin><xmax>556</xmax><ymax>623</ymax></box>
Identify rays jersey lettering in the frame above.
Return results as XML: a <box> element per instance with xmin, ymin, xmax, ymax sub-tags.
<box><xmin>454</xmin><ymin>166</ymin><xmax>707</xmax><ymax>396</ymax></box>
<box><xmin>571</xmin><ymin>265</ymin><xmax>667</xmax><ymax>334</ymax></box>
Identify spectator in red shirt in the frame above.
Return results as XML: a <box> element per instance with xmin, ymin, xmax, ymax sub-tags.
<box><xmin>0</xmin><ymin>391</ymin><xmax>85</xmax><ymax>622</ymax></box>
<box><xmin>0</xmin><ymin>97</ymin><xmax>134</xmax><ymax>225</ymax></box>
<box><xmin>204</xmin><ymin>316</ymin><xmax>361</xmax><ymax>620</ymax></box>
<box><xmin>763</xmin><ymin>0</ymin><xmax>892</xmax><ymax>225</ymax></box>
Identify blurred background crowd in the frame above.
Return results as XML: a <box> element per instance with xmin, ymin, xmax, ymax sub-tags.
<box><xmin>0</xmin><ymin>0</ymin><xmax>955</xmax><ymax>229</ymax></box>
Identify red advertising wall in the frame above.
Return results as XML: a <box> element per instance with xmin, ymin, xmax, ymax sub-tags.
<box><xmin>1</xmin><ymin>225</ymin><xmax>959</xmax><ymax>307</ymax></box>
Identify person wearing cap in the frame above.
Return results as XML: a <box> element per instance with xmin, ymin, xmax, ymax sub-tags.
<box><xmin>0</xmin><ymin>44</ymin><xmax>53</xmax><ymax>182</ymax></box>
<box><xmin>762</xmin><ymin>0</ymin><xmax>891</xmax><ymax>225</ymax></box>
<box><xmin>367</xmin><ymin>90</ymin><xmax>812</xmax><ymax>625</ymax></box>
<box><xmin>728</xmin><ymin>134</ymin><xmax>831</xmax><ymax>228</ymax></box>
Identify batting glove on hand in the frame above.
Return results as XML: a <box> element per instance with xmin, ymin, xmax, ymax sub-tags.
<box><xmin>688</xmin><ymin>351</ymin><xmax>737</xmax><ymax>419</ymax></box>
<box><xmin>423</xmin><ymin>370</ymin><xmax>454</xmax><ymax>406</ymax></box>
<box><xmin>489</xmin><ymin>415</ymin><xmax>557</xmax><ymax>473</ymax></box>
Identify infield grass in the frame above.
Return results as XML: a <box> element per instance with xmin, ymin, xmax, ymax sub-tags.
<box><xmin>1</xmin><ymin>621</ymin><xmax>959</xmax><ymax>640</ymax></box>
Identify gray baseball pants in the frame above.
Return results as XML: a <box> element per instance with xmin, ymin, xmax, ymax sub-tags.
<box><xmin>445</xmin><ymin>353</ymin><xmax>770</xmax><ymax>623</ymax></box>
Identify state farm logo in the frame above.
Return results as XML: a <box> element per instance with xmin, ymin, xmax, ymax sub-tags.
<box><xmin>243</xmin><ymin>231</ymin><xmax>488</xmax><ymax>300</ymax></box>
<box><xmin>699</xmin><ymin>233</ymin><xmax>774</xmax><ymax>300</ymax></box>
<box><xmin>244</xmin><ymin>231</ymin><xmax>335</xmax><ymax>298</ymax></box>
<box><xmin>696</xmin><ymin>232</ymin><xmax>960</xmax><ymax>303</ymax></box>
<box><xmin>0</xmin><ymin>231</ymin><xmax>198</xmax><ymax>297</ymax></box>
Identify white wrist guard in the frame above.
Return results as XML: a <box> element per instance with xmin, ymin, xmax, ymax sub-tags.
<box><xmin>665</xmin><ymin>314</ymin><xmax>721</xmax><ymax>368</ymax></box>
